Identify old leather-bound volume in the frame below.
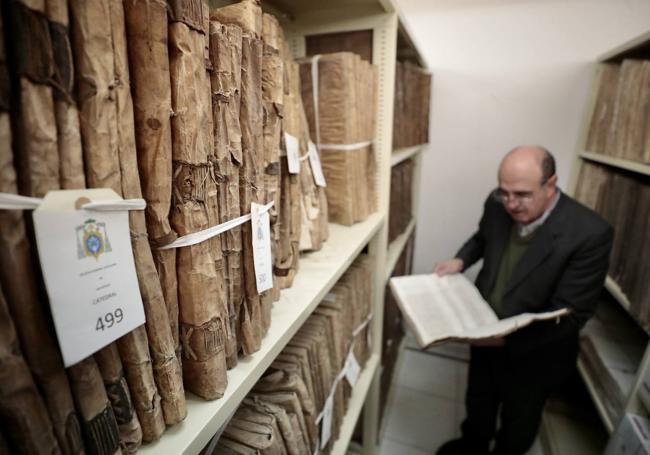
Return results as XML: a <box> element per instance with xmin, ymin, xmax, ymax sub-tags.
<box><xmin>388</xmin><ymin>159</ymin><xmax>414</xmax><ymax>242</ymax></box>
<box><xmin>393</xmin><ymin>61</ymin><xmax>431</xmax><ymax>149</ymax></box>
<box><xmin>261</xmin><ymin>13</ymin><xmax>284</xmax><ymax>303</ymax></box>
<box><xmin>211</xmin><ymin>0</ymin><xmax>268</xmax><ymax>355</ymax></box>
<box><xmin>242</xmin><ymin>397</ymin><xmax>305</xmax><ymax>455</ymax></box>
<box><xmin>46</xmin><ymin>0</ymin><xmax>86</xmax><ymax>191</ymax></box>
<box><xmin>586</xmin><ymin>64</ymin><xmax>621</xmax><ymax>155</ymax></box>
<box><xmin>1</xmin><ymin>7</ymin><xmax>85</xmax><ymax>453</ymax></box>
<box><xmin>94</xmin><ymin>345</ymin><xmax>142</xmax><ymax>454</ymax></box>
<box><xmin>0</xmin><ymin>284</ymin><xmax>62</xmax><ymax>455</ymax></box>
<box><xmin>68</xmin><ymin>358</ymin><xmax>121</xmax><ymax>455</ymax></box>
<box><xmin>298</xmin><ymin>52</ymin><xmax>376</xmax><ymax>226</ymax></box>
<box><xmin>218</xmin><ymin>0</ymin><xmax>266</xmax><ymax>352</ymax></box>
<box><xmin>169</xmin><ymin>0</ymin><xmax>229</xmax><ymax>400</ymax></box>
<box><xmin>221</xmin><ymin>417</ymin><xmax>282</xmax><ymax>454</ymax></box>
<box><xmin>283</xmin><ymin>61</ymin><xmax>326</xmax><ymax>251</ymax></box>
<box><xmin>209</xmin><ymin>19</ymin><xmax>245</xmax><ymax>368</ymax></box>
<box><xmin>253</xmin><ymin>371</ymin><xmax>316</xmax><ymax>451</ymax></box>
<box><xmin>112</xmin><ymin>0</ymin><xmax>187</xmax><ymax>425</ymax></box>
<box><xmin>124</xmin><ymin>0</ymin><xmax>182</xmax><ymax>373</ymax></box>
<box><xmin>274</xmin><ymin>42</ymin><xmax>302</xmax><ymax>286</ymax></box>
<box><xmin>605</xmin><ymin>60</ymin><xmax>642</xmax><ymax>159</ymax></box>
<box><xmin>69</xmin><ymin>0</ymin><xmax>170</xmax><ymax>439</ymax></box>
<box><xmin>6</xmin><ymin>0</ymin><xmax>60</xmax><ymax>198</ymax></box>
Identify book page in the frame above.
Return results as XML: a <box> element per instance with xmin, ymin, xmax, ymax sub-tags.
<box><xmin>459</xmin><ymin>309</ymin><xmax>569</xmax><ymax>341</ymax></box>
<box><xmin>389</xmin><ymin>274</ymin><xmax>569</xmax><ymax>348</ymax></box>
<box><xmin>389</xmin><ymin>274</ymin><xmax>498</xmax><ymax>347</ymax></box>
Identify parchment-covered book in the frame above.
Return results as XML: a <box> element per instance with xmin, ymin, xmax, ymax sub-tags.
<box><xmin>389</xmin><ymin>274</ymin><xmax>568</xmax><ymax>348</ymax></box>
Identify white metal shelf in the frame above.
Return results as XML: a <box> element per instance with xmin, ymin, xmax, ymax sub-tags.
<box><xmin>378</xmin><ymin>337</ymin><xmax>407</xmax><ymax>440</ymax></box>
<box><xmin>385</xmin><ymin>219</ymin><xmax>416</xmax><ymax>282</ymax></box>
<box><xmin>138</xmin><ymin>213</ymin><xmax>384</xmax><ymax>455</ymax></box>
<box><xmin>603</xmin><ymin>276</ymin><xmax>650</xmax><ymax>336</ymax></box>
<box><xmin>330</xmin><ymin>354</ymin><xmax>380</xmax><ymax>455</ymax></box>
<box><xmin>577</xmin><ymin>357</ymin><xmax>616</xmax><ymax>434</ymax></box>
<box><xmin>580</xmin><ymin>151</ymin><xmax>650</xmax><ymax>177</ymax></box>
<box><xmin>605</xmin><ymin>276</ymin><xmax>633</xmax><ymax>313</ymax></box>
<box><xmin>597</xmin><ymin>30</ymin><xmax>650</xmax><ymax>62</ymax></box>
<box><xmin>540</xmin><ymin>409</ymin><xmax>607</xmax><ymax>455</ymax></box>
<box><xmin>390</xmin><ymin>144</ymin><xmax>427</xmax><ymax>167</ymax></box>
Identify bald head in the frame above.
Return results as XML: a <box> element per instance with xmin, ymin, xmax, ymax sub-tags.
<box><xmin>500</xmin><ymin>145</ymin><xmax>555</xmax><ymax>183</ymax></box>
<box><xmin>497</xmin><ymin>145</ymin><xmax>558</xmax><ymax>225</ymax></box>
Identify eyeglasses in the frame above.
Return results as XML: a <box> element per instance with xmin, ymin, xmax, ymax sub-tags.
<box><xmin>492</xmin><ymin>175</ymin><xmax>555</xmax><ymax>205</ymax></box>
<box><xmin>492</xmin><ymin>188</ymin><xmax>534</xmax><ymax>205</ymax></box>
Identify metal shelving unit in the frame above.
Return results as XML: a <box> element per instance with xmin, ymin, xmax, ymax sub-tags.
<box><xmin>139</xmin><ymin>215</ymin><xmax>383</xmax><ymax>454</ymax></box>
<box><xmin>385</xmin><ymin>219</ymin><xmax>416</xmax><ymax>281</ymax></box>
<box><xmin>579</xmin><ymin>151</ymin><xmax>650</xmax><ymax>177</ymax></box>
<box><xmin>390</xmin><ymin>144</ymin><xmax>427</xmax><ymax>167</ymax></box>
<box><xmin>136</xmin><ymin>1</ymin><xmax>430</xmax><ymax>453</ymax></box>
<box><xmin>576</xmin><ymin>359</ymin><xmax>616</xmax><ymax>434</ymax></box>
<box><xmin>558</xmin><ymin>29</ymin><xmax>650</xmax><ymax>449</ymax></box>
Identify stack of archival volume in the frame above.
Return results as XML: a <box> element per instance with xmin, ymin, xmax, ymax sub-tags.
<box><xmin>393</xmin><ymin>61</ymin><xmax>432</xmax><ymax>149</ymax></box>
<box><xmin>389</xmin><ymin>274</ymin><xmax>568</xmax><ymax>348</ymax></box>
<box><xmin>388</xmin><ymin>158</ymin><xmax>415</xmax><ymax>243</ymax></box>
<box><xmin>574</xmin><ymin>162</ymin><xmax>650</xmax><ymax>327</ymax></box>
<box><xmin>298</xmin><ymin>52</ymin><xmax>378</xmax><ymax>226</ymax></box>
<box><xmin>208</xmin><ymin>255</ymin><xmax>374</xmax><ymax>455</ymax></box>
<box><xmin>586</xmin><ymin>59</ymin><xmax>650</xmax><ymax>164</ymax></box>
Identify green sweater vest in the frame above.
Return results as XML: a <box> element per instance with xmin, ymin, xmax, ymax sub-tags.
<box><xmin>487</xmin><ymin>227</ymin><xmax>535</xmax><ymax>317</ymax></box>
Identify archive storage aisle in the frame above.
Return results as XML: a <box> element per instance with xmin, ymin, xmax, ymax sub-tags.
<box><xmin>541</xmin><ymin>30</ymin><xmax>650</xmax><ymax>454</ymax></box>
<box><xmin>0</xmin><ymin>0</ymin><xmax>430</xmax><ymax>455</ymax></box>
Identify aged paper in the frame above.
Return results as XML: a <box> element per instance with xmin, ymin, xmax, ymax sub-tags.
<box><xmin>389</xmin><ymin>274</ymin><xmax>568</xmax><ymax>348</ymax></box>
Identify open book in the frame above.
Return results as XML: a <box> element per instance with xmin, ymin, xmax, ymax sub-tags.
<box><xmin>389</xmin><ymin>274</ymin><xmax>569</xmax><ymax>349</ymax></box>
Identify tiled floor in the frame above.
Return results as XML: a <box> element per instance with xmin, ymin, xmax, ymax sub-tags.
<box><xmin>377</xmin><ymin>333</ymin><xmax>544</xmax><ymax>455</ymax></box>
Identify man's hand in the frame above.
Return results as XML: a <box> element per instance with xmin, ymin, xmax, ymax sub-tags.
<box><xmin>433</xmin><ymin>258</ymin><xmax>464</xmax><ymax>276</ymax></box>
<box><xmin>470</xmin><ymin>337</ymin><xmax>505</xmax><ymax>347</ymax></box>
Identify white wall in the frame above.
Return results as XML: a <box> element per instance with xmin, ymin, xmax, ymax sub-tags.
<box><xmin>396</xmin><ymin>0</ymin><xmax>650</xmax><ymax>276</ymax></box>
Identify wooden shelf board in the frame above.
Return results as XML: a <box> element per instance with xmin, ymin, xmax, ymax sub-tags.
<box><xmin>580</xmin><ymin>151</ymin><xmax>650</xmax><ymax>177</ymax></box>
<box><xmin>577</xmin><ymin>357</ymin><xmax>616</xmax><ymax>434</ymax></box>
<box><xmin>330</xmin><ymin>354</ymin><xmax>380</xmax><ymax>455</ymax></box>
<box><xmin>384</xmin><ymin>219</ymin><xmax>416</xmax><ymax>281</ymax></box>
<box><xmin>138</xmin><ymin>213</ymin><xmax>384</xmax><ymax>455</ymax></box>
<box><xmin>391</xmin><ymin>144</ymin><xmax>427</xmax><ymax>167</ymax></box>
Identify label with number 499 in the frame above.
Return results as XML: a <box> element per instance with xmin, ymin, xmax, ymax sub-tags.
<box><xmin>33</xmin><ymin>189</ymin><xmax>146</xmax><ymax>367</ymax></box>
<box><xmin>96</xmin><ymin>308</ymin><xmax>124</xmax><ymax>331</ymax></box>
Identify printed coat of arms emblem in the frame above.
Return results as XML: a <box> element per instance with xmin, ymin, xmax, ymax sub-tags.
<box><xmin>76</xmin><ymin>219</ymin><xmax>112</xmax><ymax>260</ymax></box>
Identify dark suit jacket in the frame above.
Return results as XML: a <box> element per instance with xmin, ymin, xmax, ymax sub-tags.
<box><xmin>456</xmin><ymin>190</ymin><xmax>613</xmax><ymax>357</ymax></box>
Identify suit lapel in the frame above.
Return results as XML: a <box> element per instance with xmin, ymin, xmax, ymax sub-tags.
<box><xmin>503</xmin><ymin>193</ymin><xmax>566</xmax><ymax>296</ymax></box>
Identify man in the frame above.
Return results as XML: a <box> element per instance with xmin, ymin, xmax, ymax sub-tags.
<box><xmin>434</xmin><ymin>145</ymin><xmax>613</xmax><ymax>455</ymax></box>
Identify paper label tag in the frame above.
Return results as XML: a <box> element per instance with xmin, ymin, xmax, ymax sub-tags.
<box><xmin>251</xmin><ymin>202</ymin><xmax>273</xmax><ymax>293</ymax></box>
<box><xmin>308</xmin><ymin>141</ymin><xmax>327</xmax><ymax>187</ymax></box>
<box><xmin>32</xmin><ymin>189</ymin><xmax>145</xmax><ymax>367</ymax></box>
<box><xmin>320</xmin><ymin>393</ymin><xmax>334</xmax><ymax>449</ymax></box>
<box><xmin>345</xmin><ymin>351</ymin><xmax>361</xmax><ymax>386</ymax></box>
<box><xmin>284</xmin><ymin>132</ymin><xmax>300</xmax><ymax>174</ymax></box>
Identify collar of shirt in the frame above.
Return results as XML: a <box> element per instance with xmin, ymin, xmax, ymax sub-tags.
<box><xmin>517</xmin><ymin>191</ymin><xmax>560</xmax><ymax>238</ymax></box>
